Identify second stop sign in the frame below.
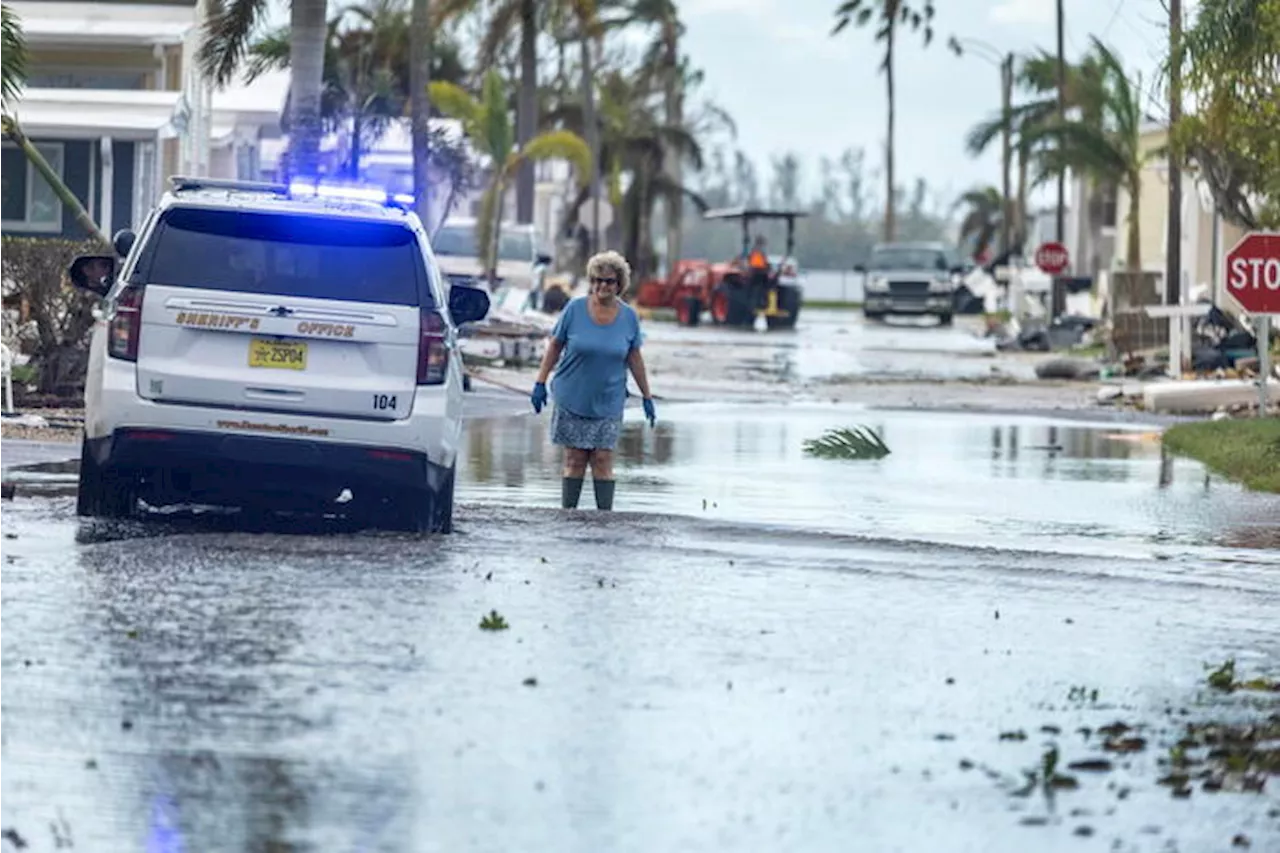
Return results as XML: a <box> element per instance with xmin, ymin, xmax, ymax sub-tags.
<box><xmin>1225</xmin><ymin>232</ymin><xmax>1280</xmax><ymax>314</ymax></box>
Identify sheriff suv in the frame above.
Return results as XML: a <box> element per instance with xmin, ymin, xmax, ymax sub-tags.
<box><xmin>68</xmin><ymin>176</ymin><xmax>490</xmax><ymax>532</ymax></box>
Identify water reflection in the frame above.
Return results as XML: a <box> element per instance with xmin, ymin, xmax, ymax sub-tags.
<box><xmin>458</xmin><ymin>405</ymin><xmax>1280</xmax><ymax>557</ymax></box>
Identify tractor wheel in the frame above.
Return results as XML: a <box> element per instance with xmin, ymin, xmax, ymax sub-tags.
<box><xmin>709</xmin><ymin>285</ymin><xmax>732</xmax><ymax>325</ymax></box>
<box><xmin>676</xmin><ymin>296</ymin><xmax>702</xmax><ymax>327</ymax></box>
<box><xmin>766</xmin><ymin>286</ymin><xmax>802</xmax><ymax>330</ymax></box>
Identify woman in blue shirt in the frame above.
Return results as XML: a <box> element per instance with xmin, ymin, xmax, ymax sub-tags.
<box><xmin>531</xmin><ymin>251</ymin><xmax>656</xmax><ymax>510</ymax></box>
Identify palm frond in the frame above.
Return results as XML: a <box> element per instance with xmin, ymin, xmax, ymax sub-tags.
<box><xmin>428</xmin><ymin>80</ymin><xmax>482</xmax><ymax>135</ymax></box>
<box><xmin>2</xmin><ymin>3</ymin><xmax>29</xmax><ymax>111</ymax></box>
<box><xmin>513</xmin><ymin>129</ymin><xmax>592</xmax><ymax>186</ymax></box>
<box><xmin>477</xmin><ymin>0</ymin><xmax>522</xmax><ymax>68</ymax></box>
<box><xmin>200</xmin><ymin>0</ymin><xmax>271</xmax><ymax>86</ymax></box>
<box><xmin>478</xmin><ymin>69</ymin><xmax>513</xmax><ymax>162</ymax></box>
<box><xmin>803</xmin><ymin>426</ymin><xmax>891</xmax><ymax>460</ymax></box>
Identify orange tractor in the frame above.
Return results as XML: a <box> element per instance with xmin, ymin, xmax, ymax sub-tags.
<box><xmin>634</xmin><ymin>207</ymin><xmax>807</xmax><ymax>330</ymax></box>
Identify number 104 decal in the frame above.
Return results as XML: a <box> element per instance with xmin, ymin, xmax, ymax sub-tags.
<box><xmin>373</xmin><ymin>394</ymin><xmax>398</xmax><ymax>410</ymax></box>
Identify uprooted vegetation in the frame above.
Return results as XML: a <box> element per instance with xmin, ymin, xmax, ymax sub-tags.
<box><xmin>802</xmin><ymin>426</ymin><xmax>891</xmax><ymax>460</ymax></box>
<box><xmin>2</xmin><ymin>235</ymin><xmax>106</xmax><ymax>399</ymax></box>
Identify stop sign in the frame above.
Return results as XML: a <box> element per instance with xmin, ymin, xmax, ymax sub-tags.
<box><xmin>1224</xmin><ymin>231</ymin><xmax>1280</xmax><ymax>314</ymax></box>
<box><xmin>1035</xmin><ymin>241</ymin><xmax>1070</xmax><ymax>275</ymax></box>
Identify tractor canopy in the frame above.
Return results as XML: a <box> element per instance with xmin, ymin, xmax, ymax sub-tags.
<box><xmin>703</xmin><ymin>207</ymin><xmax>808</xmax><ymax>260</ymax></box>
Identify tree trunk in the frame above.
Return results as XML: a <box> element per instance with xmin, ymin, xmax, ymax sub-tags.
<box><xmin>287</xmin><ymin>0</ymin><xmax>327</xmax><ymax>180</ymax></box>
<box><xmin>349</xmin><ymin>115</ymin><xmax>362</xmax><ymax>179</ymax></box>
<box><xmin>580</xmin><ymin>33</ymin><xmax>601</xmax><ymax>256</ymax></box>
<box><xmin>883</xmin><ymin>18</ymin><xmax>897</xmax><ymax>243</ymax></box>
<box><xmin>515</xmin><ymin>0</ymin><xmax>537</xmax><ymax>225</ymax></box>
<box><xmin>1125</xmin><ymin>175</ymin><xmax>1141</xmax><ymax>277</ymax></box>
<box><xmin>5</xmin><ymin>120</ymin><xmax>107</xmax><ymax>245</ymax></box>
<box><xmin>410</xmin><ymin>0</ymin><xmax>432</xmax><ymax>226</ymax></box>
<box><xmin>662</xmin><ymin>21</ymin><xmax>682</xmax><ymax>273</ymax></box>
<box><xmin>1016</xmin><ymin>144</ymin><xmax>1028</xmax><ymax>250</ymax></box>
<box><xmin>637</xmin><ymin>158</ymin><xmax>655</xmax><ymax>279</ymax></box>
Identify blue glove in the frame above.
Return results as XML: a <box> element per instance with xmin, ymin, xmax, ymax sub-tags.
<box><xmin>642</xmin><ymin>397</ymin><xmax>656</xmax><ymax>427</ymax></box>
<box><xmin>531</xmin><ymin>382</ymin><xmax>548</xmax><ymax>414</ymax></box>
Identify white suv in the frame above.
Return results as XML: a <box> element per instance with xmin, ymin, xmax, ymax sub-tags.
<box><xmin>67</xmin><ymin>176</ymin><xmax>491</xmax><ymax>532</ymax></box>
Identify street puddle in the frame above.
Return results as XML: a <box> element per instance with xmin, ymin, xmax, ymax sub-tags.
<box><xmin>462</xmin><ymin>403</ymin><xmax>1280</xmax><ymax>562</ymax></box>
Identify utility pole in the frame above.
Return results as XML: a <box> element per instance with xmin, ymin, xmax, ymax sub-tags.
<box><xmin>1166</xmin><ymin>0</ymin><xmax>1183</xmax><ymax>307</ymax></box>
<box><xmin>1055</xmin><ymin>0</ymin><xmax>1066</xmax><ymax>243</ymax></box>
<box><xmin>1000</xmin><ymin>52</ymin><xmax>1013</xmax><ymax>255</ymax></box>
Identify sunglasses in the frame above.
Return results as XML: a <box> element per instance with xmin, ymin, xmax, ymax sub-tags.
<box><xmin>591</xmin><ymin>276</ymin><xmax>619</xmax><ymax>287</ymax></box>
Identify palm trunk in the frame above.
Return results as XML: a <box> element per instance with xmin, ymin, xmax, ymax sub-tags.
<box><xmin>5</xmin><ymin>120</ymin><xmax>108</xmax><ymax>245</ymax></box>
<box><xmin>883</xmin><ymin>18</ymin><xmax>896</xmax><ymax>243</ymax></box>
<box><xmin>410</xmin><ymin>0</ymin><xmax>432</xmax><ymax>225</ymax></box>
<box><xmin>662</xmin><ymin>22</ymin><xmax>682</xmax><ymax>273</ymax></box>
<box><xmin>348</xmin><ymin>115</ymin><xmax>362</xmax><ymax>179</ymax></box>
<box><xmin>515</xmin><ymin>0</ymin><xmax>537</xmax><ymax>224</ymax></box>
<box><xmin>1016</xmin><ymin>144</ymin><xmax>1028</xmax><ymax>250</ymax></box>
<box><xmin>287</xmin><ymin>0</ymin><xmax>326</xmax><ymax>180</ymax></box>
<box><xmin>1125</xmin><ymin>175</ymin><xmax>1141</xmax><ymax>276</ymax></box>
<box><xmin>637</xmin><ymin>160</ymin><xmax>655</xmax><ymax>280</ymax></box>
<box><xmin>580</xmin><ymin>32</ymin><xmax>601</xmax><ymax>256</ymax></box>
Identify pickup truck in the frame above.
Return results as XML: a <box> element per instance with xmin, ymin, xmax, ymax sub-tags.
<box><xmin>856</xmin><ymin>242</ymin><xmax>966</xmax><ymax>325</ymax></box>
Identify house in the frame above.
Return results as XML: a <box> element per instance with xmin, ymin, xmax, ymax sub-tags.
<box><xmin>2</xmin><ymin>0</ymin><xmax>285</xmax><ymax>242</ymax></box>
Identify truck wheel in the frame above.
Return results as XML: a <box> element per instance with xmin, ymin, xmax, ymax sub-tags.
<box><xmin>938</xmin><ymin>313</ymin><xmax>954</xmax><ymax>327</ymax></box>
<box><xmin>863</xmin><ymin>310</ymin><xmax>885</xmax><ymax>322</ymax></box>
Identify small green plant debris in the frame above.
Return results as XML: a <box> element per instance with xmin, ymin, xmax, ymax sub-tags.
<box><xmin>479</xmin><ymin>610</ymin><xmax>509</xmax><ymax>631</ymax></box>
<box><xmin>1204</xmin><ymin>658</ymin><xmax>1280</xmax><ymax>693</ymax></box>
<box><xmin>1207</xmin><ymin>658</ymin><xmax>1237</xmax><ymax>691</ymax></box>
<box><xmin>802</xmin><ymin>426</ymin><xmax>890</xmax><ymax>460</ymax></box>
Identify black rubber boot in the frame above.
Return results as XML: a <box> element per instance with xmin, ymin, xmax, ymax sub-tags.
<box><xmin>562</xmin><ymin>476</ymin><xmax>585</xmax><ymax>509</ymax></box>
<box><xmin>593</xmin><ymin>479</ymin><xmax>616</xmax><ymax>511</ymax></box>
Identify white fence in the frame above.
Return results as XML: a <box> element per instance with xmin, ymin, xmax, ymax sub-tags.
<box><xmin>800</xmin><ymin>269</ymin><xmax>866</xmax><ymax>304</ymax></box>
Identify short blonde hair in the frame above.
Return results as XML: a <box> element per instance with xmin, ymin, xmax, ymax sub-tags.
<box><xmin>585</xmin><ymin>250</ymin><xmax>632</xmax><ymax>294</ymax></box>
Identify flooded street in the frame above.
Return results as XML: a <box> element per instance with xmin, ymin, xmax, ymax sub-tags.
<box><xmin>3</xmin><ymin>314</ymin><xmax>1279</xmax><ymax>852</ymax></box>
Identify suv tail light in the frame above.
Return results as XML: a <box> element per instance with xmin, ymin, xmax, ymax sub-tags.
<box><xmin>417</xmin><ymin>309</ymin><xmax>448</xmax><ymax>385</ymax></box>
<box><xmin>108</xmin><ymin>284</ymin><xmax>145</xmax><ymax>361</ymax></box>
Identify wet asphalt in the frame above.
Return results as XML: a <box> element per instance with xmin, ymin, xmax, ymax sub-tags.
<box><xmin>3</xmin><ymin>319</ymin><xmax>1280</xmax><ymax>853</ymax></box>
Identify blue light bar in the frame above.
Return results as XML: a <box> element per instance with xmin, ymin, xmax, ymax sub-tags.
<box><xmin>287</xmin><ymin>179</ymin><xmax>417</xmax><ymax>209</ymax></box>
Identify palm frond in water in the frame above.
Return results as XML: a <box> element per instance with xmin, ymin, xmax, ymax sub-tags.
<box><xmin>803</xmin><ymin>426</ymin><xmax>891</xmax><ymax>460</ymax></box>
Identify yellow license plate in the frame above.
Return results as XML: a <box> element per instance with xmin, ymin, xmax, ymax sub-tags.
<box><xmin>248</xmin><ymin>338</ymin><xmax>308</xmax><ymax>370</ymax></box>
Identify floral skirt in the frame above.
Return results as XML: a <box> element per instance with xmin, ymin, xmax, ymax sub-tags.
<box><xmin>550</xmin><ymin>405</ymin><xmax>622</xmax><ymax>450</ymax></box>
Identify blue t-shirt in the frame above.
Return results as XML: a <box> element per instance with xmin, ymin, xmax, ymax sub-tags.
<box><xmin>549</xmin><ymin>297</ymin><xmax>642</xmax><ymax>419</ymax></box>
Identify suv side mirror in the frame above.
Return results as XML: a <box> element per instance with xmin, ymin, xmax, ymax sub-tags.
<box><xmin>950</xmin><ymin>265</ymin><xmax>965</xmax><ymax>275</ymax></box>
<box><xmin>113</xmin><ymin>228</ymin><xmax>136</xmax><ymax>258</ymax></box>
<box><xmin>448</xmin><ymin>284</ymin><xmax>490</xmax><ymax>325</ymax></box>
<box><xmin>535</xmin><ymin>252</ymin><xmax>553</xmax><ymax>267</ymax></box>
<box><xmin>68</xmin><ymin>254</ymin><xmax>117</xmax><ymax>297</ymax></box>
<box><xmin>853</xmin><ymin>263</ymin><xmax>867</xmax><ymax>274</ymax></box>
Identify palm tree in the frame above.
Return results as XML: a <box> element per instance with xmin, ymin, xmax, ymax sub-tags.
<box><xmin>544</xmin><ymin>67</ymin><xmax>706</xmax><ymax>279</ymax></box>
<box><xmin>429</xmin><ymin>70</ymin><xmax>592</xmax><ymax>281</ymax></box>
<box><xmin>964</xmin><ymin>49</ymin><xmax>1109</xmax><ymax>253</ymax></box>
<box><xmin>201</xmin><ymin>0</ymin><xmax>328</xmax><ymax>180</ymax></box>
<box><xmin>831</xmin><ymin>0</ymin><xmax>956</xmax><ymax>242</ymax></box>
<box><xmin>605</xmin><ymin>0</ymin><xmax>685</xmax><ymax>268</ymax></box>
<box><xmin>247</xmin><ymin>0</ymin><xmax>466</xmax><ymax>179</ymax></box>
<box><xmin>953</xmin><ymin>185</ymin><xmax>1003</xmax><ymax>262</ymax></box>
<box><xmin>2</xmin><ymin>2</ymin><xmax>27</xmax><ymax>113</ymax></box>
<box><xmin>433</xmin><ymin>0</ymin><xmax>594</xmax><ymax>226</ymax></box>
<box><xmin>1028</xmin><ymin>38</ymin><xmax>1153</xmax><ymax>278</ymax></box>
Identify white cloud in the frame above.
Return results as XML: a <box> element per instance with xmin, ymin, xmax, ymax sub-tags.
<box><xmin>989</xmin><ymin>0</ymin><xmax>1054</xmax><ymax>25</ymax></box>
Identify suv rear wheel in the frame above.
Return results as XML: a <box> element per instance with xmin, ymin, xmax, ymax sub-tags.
<box><xmin>77</xmin><ymin>438</ymin><xmax>138</xmax><ymax>519</ymax></box>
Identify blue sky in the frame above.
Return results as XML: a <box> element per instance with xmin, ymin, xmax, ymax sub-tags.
<box><xmin>678</xmin><ymin>0</ymin><xmax>1176</xmax><ymax>208</ymax></box>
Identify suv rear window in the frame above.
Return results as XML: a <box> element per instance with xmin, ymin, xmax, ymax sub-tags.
<box><xmin>142</xmin><ymin>207</ymin><xmax>427</xmax><ymax>306</ymax></box>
